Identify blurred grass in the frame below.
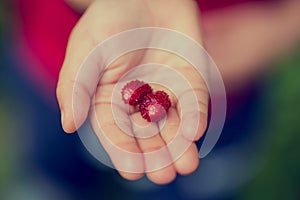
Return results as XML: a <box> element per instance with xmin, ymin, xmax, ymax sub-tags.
<box><xmin>0</xmin><ymin>98</ymin><xmax>20</xmax><ymax>192</ymax></box>
<box><xmin>241</xmin><ymin>50</ymin><xmax>300</xmax><ymax>200</ymax></box>
<box><xmin>0</xmin><ymin>0</ymin><xmax>19</xmax><ymax>194</ymax></box>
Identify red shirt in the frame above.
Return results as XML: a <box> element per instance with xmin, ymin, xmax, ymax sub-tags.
<box><xmin>15</xmin><ymin>0</ymin><xmax>266</xmax><ymax>97</ymax></box>
<box><xmin>16</xmin><ymin>0</ymin><xmax>79</xmax><ymax>96</ymax></box>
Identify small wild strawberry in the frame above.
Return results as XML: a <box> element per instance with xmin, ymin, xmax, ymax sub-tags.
<box><xmin>139</xmin><ymin>91</ymin><xmax>171</xmax><ymax>122</ymax></box>
<box><xmin>121</xmin><ymin>80</ymin><xmax>152</xmax><ymax>105</ymax></box>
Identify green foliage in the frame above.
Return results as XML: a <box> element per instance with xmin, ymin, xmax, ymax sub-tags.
<box><xmin>0</xmin><ymin>98</ymin><xmax>19</xmax><ymax>191</ymax></box>
<box><xmin>241</xmin><ymin>50</ymin><xmax>300</xmax><ymax>200</ymax></box>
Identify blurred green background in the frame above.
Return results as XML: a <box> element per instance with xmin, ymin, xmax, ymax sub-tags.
<box><xmin>240</xmin><ymin>51</ymin><xmax>300</xmax><ymax>200</ymax></box>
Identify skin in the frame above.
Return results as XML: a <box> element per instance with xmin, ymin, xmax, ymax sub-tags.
<box><xmin>57</xmin><ymin>0</ymin><xmax>208</xmax><ymax>185</ymax></box>
<box><xmin>57</xmin><ymin>0</ymin><xmax>300</xmax><ymax>184</ymax></box>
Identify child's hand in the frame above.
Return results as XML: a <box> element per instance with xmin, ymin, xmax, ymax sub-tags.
<box><xmin>57</xmin><ymin>0</ymin><xmax>208</xmax><ymax>184</ymax></box>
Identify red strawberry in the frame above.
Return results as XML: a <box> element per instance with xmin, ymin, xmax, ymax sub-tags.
<box><xmin>121</xmin><ymin>80</ymin><xmax>152</xmax><ymax>105</ymax></box>
<box><xmin>154</xmin><ymin>91</ymin><xmax>171</xmax><ymax>111</ymax></box>
<box><xmin>139</xmin><ymin>91</ymin><xmax>171</xmax><ymax>122</ymax></box>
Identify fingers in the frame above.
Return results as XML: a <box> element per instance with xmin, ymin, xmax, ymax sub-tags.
<box><xmin>173</xmin><ymin>143</ymin><xmax>199</xmax><ymax>175</ymax></box>
<box><xmin>91</xmin><ymin>103</ymin><xmax>144</xmax><ymax>181</ymax></box>
<box><xmin>177</xmin><ymin>87</ymin><xmax>208</xmax><ymax>141</ymax></box>
<box><xmin>92</xmin><ymin>101</ymin><xmax>202</xmax><ymax>183</ymax></box>
<box><xmin>93</xmin><ymin>85</ymin><xmax>177</xmax><ymax>184</ymax></box>
<box><xmin>141</xmin><ymin>50</ymin><xmax>209</xmax><ymax>141</ymax></box>
<box><xmin>153</xmin><ymin>82</ymin><xmax>208</xmax><ymax>142</ymax></box>
<box><xmin>130</xmin><ymin>113</ymin><xmax>177</xmax><ymax>185</ymax></box>
<box><xmin>160</xmin><ymin>108</ymin><xmax>199</xmax><ymax>175</ymax></box>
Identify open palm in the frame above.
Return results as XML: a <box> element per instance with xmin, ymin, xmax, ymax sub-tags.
<box><xmin>57</xmin><ymin>0</ymin><xmax>208</xmax><ymax>184</ymax></box>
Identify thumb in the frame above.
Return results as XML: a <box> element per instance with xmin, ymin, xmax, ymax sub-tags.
<box><xmin>56</xmin><ymin>27</ymin><xmax>97</xmax><ymax>133</ymax></box>
<box><xmin>57</xmin><ymin>78</ymin><xmax>92</xmax><ymax>133</ymax></box>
